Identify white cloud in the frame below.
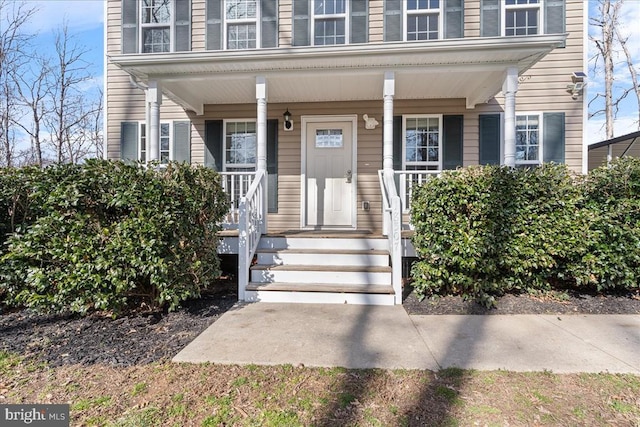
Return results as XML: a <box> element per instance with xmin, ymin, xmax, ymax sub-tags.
<box><xmin>23</xmin><ymin>0</ymin><xmax>104</xmax><ymax>34</ymax></box>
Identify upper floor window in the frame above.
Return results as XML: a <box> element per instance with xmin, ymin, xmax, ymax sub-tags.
<box><xmin>504</xmin><ymin>0</ymin><xmax>540</xmax><ymax>36</ymax></box>
<box><xmin>121</xmin><ymin>0</ymin><xmax>190</xmax><ymax>54</ymax></box>
<box><xmin>480</xmin><ymin>0</ymin><xmax>564</xmax><ymax>39</ymax></box>
<box><xmin>405</xmin><ymin>0</ymin><xmax>441</xmax><ymax>41</ymax></box>
<box><xmin>384</xmin><ymin>0</ymin><xmax>462</xmax><ymax>43</ymax></box>
<box><xmin>313</xmin><ymin>0</ymin><xmax>347</xmax><ymax>45</ymax></box>
<box><xmin>141</xmin><ymin>0</ymin><xmax>172</xmax><ymax>53</ymax></box>
<box><xmin>225</xmin><ymin>0</ymin><xmax>258</xmax><ymax>49</ymax></box>
<box><xmin>292</xmin><ymin>0</ymin><xmax>367</xmax><ymax>47</ymax></box>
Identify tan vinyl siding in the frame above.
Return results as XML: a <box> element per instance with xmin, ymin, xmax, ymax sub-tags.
<box><xmin>279</xmin><ymin>0</ymin><xmax>292</xmax><ymax>48</ymax></box>
<box><xmin>191</xmin><ymin>0</ymin><xmax>206</xmax><ymax>51</ymax></box>
<box><xmin>369</xmin><ymin>0</ymin><xmax>384</xmax><ymax>43</ymax></box>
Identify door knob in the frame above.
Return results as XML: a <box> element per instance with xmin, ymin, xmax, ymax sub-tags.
<box><xmin>346</xmin><ymin>169</ymin><xmax>352</xmax><ymax>183</ymax></box>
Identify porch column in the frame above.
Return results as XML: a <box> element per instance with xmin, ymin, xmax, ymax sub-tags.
<box><xmin>147</xmin><ymin>80</ymin><xmax>162</xmax><ymax>162</ymax></box>
<box><xmin>383</xmin><ymin>71</ymin><xmax>395</xmax><ymax>173</ymax></box>
<box><xmin>256</xmin><ymin>76</ymin><xmax>267</xmax><ymax>172</ymax></box>
<box><xmin>503</xmin><ymin>67</ymin><xmax>518</xmax><ymax>168</ymax></box>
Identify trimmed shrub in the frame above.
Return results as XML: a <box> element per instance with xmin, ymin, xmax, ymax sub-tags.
<box><xmin>575</xmin><ymin>157</ymin><xmax>640</xmax><ymax>291</ymax></box>
<box><xmin>410</xmin><ymin>164</ymin><xmax>587</xmax><ymax>306</ymax></box>
<box><xmin>0</xmin><ymin>160</ymin><xmax>229</xmax><ymax>315</ymax></box>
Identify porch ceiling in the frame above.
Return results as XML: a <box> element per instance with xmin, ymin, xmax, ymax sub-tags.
<box><xmin>110</xmin><ymin>35</ymin><xmax>567</xmax><ymax>114</ymax></box>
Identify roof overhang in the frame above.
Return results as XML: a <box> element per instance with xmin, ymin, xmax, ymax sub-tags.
<box><xmin>110</xmin><ymin>35</ymin><xmax>567</xmax><ymax>115</ymax></box>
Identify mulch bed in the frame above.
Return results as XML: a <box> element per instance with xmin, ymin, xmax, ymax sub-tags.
<box><xmin>1</xmin><ymin>280</ymin><xmax>639</xmax><ymax>368</ymax></box>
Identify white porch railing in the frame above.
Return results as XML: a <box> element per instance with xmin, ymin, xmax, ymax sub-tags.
<box><xmin>219</xmin><ymin>171</ymin><xmax>256</xmax><ymax>225</ymax></box>
<box><xmin>237</xmin><ymin>169</ymin><xmax>267</xmax><ymax>301</ymax></box>
<box><xmin>394</xmin><ymin>170</ymin><xmax>441</xmax><ymax>213</ymax></box>
<box><xmin>378</xmin><ymin>170</ymin><xmax>403</xmax><ymax>304</ymax></box>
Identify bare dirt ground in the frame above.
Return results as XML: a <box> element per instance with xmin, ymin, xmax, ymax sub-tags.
<box><xmin>1</xmin><ymin>282</ymin><xmax>639</xmax><ymax>426</ymax></box>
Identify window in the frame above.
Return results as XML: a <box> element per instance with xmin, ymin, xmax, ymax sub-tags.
<box><xmin>403</xmin><ymin>116</ymin><xmax>442</xmax><ymax>171</ymax></box>
<box><xmin>515</xmin><ymin>114</ymin><xmax>542</xmax><ymax>165</ymax></box>
<box><xmin>141</xmin><ymin>0</ymin><xmax>172</xmax><ymax>52</ymax></box>
<box><xmin>405</xmin><ymin>0</ymin><xmax>441</xmax><ymax>41</ymax></box>
<box><xmin>313</xmin><ymin>0</ymin><xmax>347</xmax><ymax>45</ymax></box>
<box><xmin>504</xmin><ymin>0</ymin><xmax>541</xmax><ymax>36</ymax></box>
<box><xmin>225</xmin><ymin>0</ymin><xmax>258</xmax><ymax>49</ymax></box>
<box><xmin>315</xmin><ymin>129</ymin><xmax>343</xmax><ymax>148</ymax></box>
<box><xmin>138</xmin><ymin>123</ymin><xmax>172</xmax><ymax>164</ymax></box>
<box><xmin>224</xmin><ymin>121</ymin><xmax>257</xmax><ymax>171</ymax></box>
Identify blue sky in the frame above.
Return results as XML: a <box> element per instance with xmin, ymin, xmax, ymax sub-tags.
<box><xmin>23</xmin><ymin>0</ymin><xmax>104</xmax><ymax>89</ymax></box>
<box><xmin>22</xmin><ymin>0</ymin><xmax>640</xmax><ymax>145</ymax></box>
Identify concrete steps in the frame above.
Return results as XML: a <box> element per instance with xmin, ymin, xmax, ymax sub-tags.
<box><xmin>244</xmin><ymin>234</ymin><xmax>395</xmax><ymax>305</ymax></box>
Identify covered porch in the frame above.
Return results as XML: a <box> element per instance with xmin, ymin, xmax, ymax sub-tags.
<box><xmin>111</xmin><ymin>35</ymin><xmax>566</xmax><ymax>305</ymax></box>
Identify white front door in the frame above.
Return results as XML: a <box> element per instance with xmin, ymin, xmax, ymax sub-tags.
<box><xmin>305</xmin><ymin>118</ymin><xmax>355</xmax><ymax>228</ymax></box>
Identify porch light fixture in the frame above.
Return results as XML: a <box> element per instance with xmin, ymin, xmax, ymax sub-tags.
<box><xmin>283</xmin><ymin>108</ymin><xmax>293</xmax><ymax>131</ymax></box>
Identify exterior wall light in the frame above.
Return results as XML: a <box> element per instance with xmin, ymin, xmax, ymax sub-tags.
<box><xmin>283</xmin><ymin>109</ymin><xmax>293</xmax><ymax>131</ymax></box>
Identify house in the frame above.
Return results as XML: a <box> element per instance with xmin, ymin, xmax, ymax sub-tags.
<box><xmin>588</xmin><ymin>131</ymin><xmax>640</xmax><ymax>171</ymax></box>
<box><xmin>105</xmin><ymin>0</ymin><xmax>587</xmax><ymax>305</ymax></box>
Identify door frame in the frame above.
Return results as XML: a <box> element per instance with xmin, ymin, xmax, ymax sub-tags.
<box><xmin>300</xmin><ymin>115</ymin><xmax>358</xmax><ymax>229</ymax></box>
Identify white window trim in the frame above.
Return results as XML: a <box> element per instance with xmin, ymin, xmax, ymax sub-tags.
<box><xmin>222</xmin><ymin>119</ymin><xmax>258</xmax><ymax>171</ymax></box>
<box><xmin>402</xmin><ymin>114</ymin><xmax>444</xmax><ymax>171</ymax></box>
<box><xmin>223</xmin><ymin>0</ymin><xmax>261</xmax><ymax>50</ymax></box>
<box><xmin>311</xmin><ymin>1</ymin><xmax>350</xmax><ymax>46</ymax></box>
<box><xmin>139</xmin><ymin>0</ymin><xmax>175</xmax><ymax>53</ymax></box>
<box><xmin>501</xmin><ymin>0</ymin><xmax>544</xmax><ymax>37</ymax></box>
<box><xmin>138</xmin><ymin>121</ymin><xmax>173</xmax><ymax>163</ymax></box>
<box><xmin>403</xmin><ymin>1</ymin><xmax>443</xmax><ymax>42</ymax></box>
<box><xmin>514</xmin><ymin>111</ymin><xmax>543</xmax><ymax>166</ymax></box>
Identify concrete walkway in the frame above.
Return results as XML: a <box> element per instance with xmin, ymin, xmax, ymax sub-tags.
<box><xmin>173</xmin><ymin>303</ymin><xmax>640</xmax><ymax>374</ymax></box>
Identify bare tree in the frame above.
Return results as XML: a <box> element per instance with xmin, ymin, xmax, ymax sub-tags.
<box><xmin>614</xmin><ymin>25</ymin><xmax>640</xmax><ymax>129</ymax></box>
<box><xmin>0</xmin><ymin>0</ymin><xmax>36</xmax><ymax>167</ymax></box>
<box><xmin>589</xmin><ymin>0</ymin><xmax>640</xmax><ymax>138</ymax></box>
<box><xmin>13</xmin><ymin>54</ymin><xmax>51</xmax><ymax>166</ymax></box>
<box><xmin>46</xmin><ymin>23</ymin><xmax>99</xmax><ymax>164</ymax></box>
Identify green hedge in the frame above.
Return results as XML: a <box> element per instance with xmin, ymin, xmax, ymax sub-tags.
<box><xmin>410</xmin><ymin>160</ymin><xmax>639</xmax><ymax>306</ymax></box>
<box><xmin>0</xmin><ymin>160</ymin><xmax>229</xmax><ymax>315</ymax></box>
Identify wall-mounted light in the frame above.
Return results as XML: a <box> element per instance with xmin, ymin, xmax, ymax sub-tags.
<box><xmin>567</xmin><ymin>71</ymin><xmax>587</xmax><ymax>100</ymax></box>
<box><xmin>283</xmin><ymin>108</ymin><xmax>293</xmax><ymax>131</ymax></box>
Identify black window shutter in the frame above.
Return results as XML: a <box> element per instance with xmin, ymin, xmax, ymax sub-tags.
<box><xmin>292</xmin><ymin>0</ymin><xmax>310</xmax><ymax>46</ymax></box>
<box><xmin>443</xmin><ymin>115</ymin><xmax>464</xmax><ymax>170</ymax></box>
<box><xmin>392</xmin><ymin>116</ymin><xmax>403</xmax><ymax>171</ymax></box>
<box><xmin>261</xmin><ymin>0</ymin><xmax>278</xmax><ymax>48</ymax></box>
<box><xmin>444</xmin><ymin>0</ymin><xmax>464</xmax><ymax>39</ymax></box>
<box><xmin>384</xmin><ymin>0</ymin><xmax>402</xmax><ymax>42</ymax></box>
<box><xmin>121</xmin><ymin>122</ymin><xmax>139</xmax><ymax>161</ymax></box>
<box><xmin>545</xmin><ymin>0</ymin><xmax>565</xmax><ymax>46</ymax></box>
<box><xmin>122</xmin><ymin>0</ymin><xmax>138</xmax><ymax>53</ymax></box>
<box><xmin>543</xmin><ymin>112</ymin><xmax>565</xmax><ymax>164</ymax></box>
<box><xmin>350</xmin><ymin>0</ymin><xmax>368</xmax><ymax>44</ymax></box>
<box><xmin>206</xmin><ymin>0</ymin><xmax>223</xmax><ymax>50</ymax></box>
<box><xmin>479</xmin><ymin>114</ymin><xmax>501</xmax><ymax>165</ymax></box>
<box><xmin>175</xmin><ymin>0</ymin><xmax>191</xmax><ymax>51</ymax></box>
<box><xmin>267</xmin><ymin>119</ymin><xmax>278</xmax><ymax>213</ymax></box>
<box><xmin>204</xmin><ymin>120</ymin><xmax>223</xmax><ymax>171</ymax></box>
<box><xmin>481</xmin><ymin>0</ymin><xmax>500</xmax><ymax>37</ymax></box>
<box><xmin>173</xmin><ymin>121</ymin><xmax>191</xmax><ymax>163</ymax></box>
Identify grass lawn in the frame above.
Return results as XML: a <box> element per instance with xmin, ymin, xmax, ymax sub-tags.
<box><xmin>2</xmin><ymin>351</ymin><xmax>639</xmax><ymax>426</ymax></box>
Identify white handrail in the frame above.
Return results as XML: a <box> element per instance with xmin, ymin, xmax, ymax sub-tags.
<box><xmin>237</xmin><ymin>169</ymin><xmax>266</xmax><ymax>301</ymax></box>
<box><xmin>378</xmin><ymin>170</ymin><xmax>402</xmax><ymax>304</ymax></box>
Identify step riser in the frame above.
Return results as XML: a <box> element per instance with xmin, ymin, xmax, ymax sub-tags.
<box><xmin>256</xmin><ymin>252</ymin><xmax>389</xmax><ymax>267</ymax></box>
<box><xmin>258</xmin><ymin>237</ymin><xmax>388</xmax><ymax>251</ymax></box>
<box><xmin>245</xmin><ymin>291</ymin><xmax>395</xmax><ymax>305</ymax></box>
<box><xmin>251</xmin><ymin>269</ymin><xmax>391</xmax><ymax>285</ymax></box>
